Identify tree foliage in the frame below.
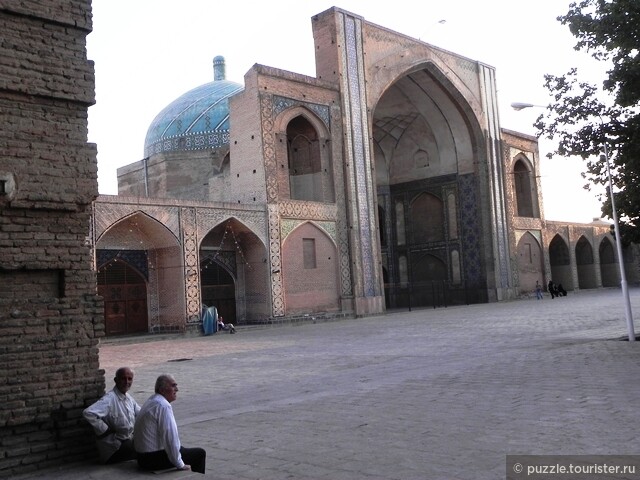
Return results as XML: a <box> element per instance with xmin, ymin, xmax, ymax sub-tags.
<box><xmin>535</xmin><ymin>0</ymin><xmax>640</xmax><ymax>243</ymax></box>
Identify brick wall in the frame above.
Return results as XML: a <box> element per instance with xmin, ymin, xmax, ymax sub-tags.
<box><xmin>0</xmin><ymin>1</ymin><xmax>103</xmax><ymax>477</ymax></box>
<box><xmin>117</xmin><ymin>149</ymin><xmax>230</xmax><ymax>201</ymax></box>
<box><xmin>282</xmin><ymin>222</ymin><xmax>340</xmax><ymax>314</ymax></box>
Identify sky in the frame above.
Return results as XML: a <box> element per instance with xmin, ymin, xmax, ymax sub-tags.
<box><xmin>86</xmin><ymin>0</ymin><xmax>611</xmax><ymax>223</ymax></box>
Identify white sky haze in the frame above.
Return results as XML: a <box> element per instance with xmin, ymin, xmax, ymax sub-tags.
<box><xmin>86</xmin><ymin>0</ymin><xmax>610</xmax><ymax>223</ymax></box>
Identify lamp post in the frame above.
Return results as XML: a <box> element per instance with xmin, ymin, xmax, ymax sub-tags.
<box><xmin>511</xmin><ymin>102</ymin><xmax>635</xmax><ymax>341</ymax></box>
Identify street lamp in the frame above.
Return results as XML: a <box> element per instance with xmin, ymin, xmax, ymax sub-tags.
<box><xmin>511</xmin><ymin>102</ymin><xmax>635</xmax><ymax>341</ymax></box>
<box><xmin>511</xmin><ymin>102</ymin><xmax>542</xmax><ymax>111</ymax></box>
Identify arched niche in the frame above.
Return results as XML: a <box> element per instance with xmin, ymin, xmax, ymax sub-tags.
<box><xmin>576</xmin><ymin>236</ymin><xmax>597</xmax><ymax>289</ymax></box>
<box><xmin>549</xmin><ymin>234</ymin><xmax>573</xmax><ymax>291</ymax></box>
<box><xmin>599</xmin><ymin>236</ymin><xmax>618</xmax><ymax>287</ymax></box>
<box><xmin>513</xmin><ymin>156</ymin><xmax>538</xmax><ymax>218</ymax></box>
<box><xmin>200</xmin><ymin>218</ymin><xmax>269</xmax><ymax>323</ymax></box>
<box><xmin>281</xmin><ymin>222</ymin><xmax>340</xmax><ymax>315</ymax></box>
<box><xmin>96</xmin><ymin>211</ymin><xmax>182</xmax><ymax>334</ymax></box>
<box><xmin>273</xmin><ymin>108</ymin><xmax>334</xmax><ymax>203</ymax></box>
<box><xmin>516</xmin><ymin>231</ymin><xmax>544</xmax><ymax>295</ymax></box>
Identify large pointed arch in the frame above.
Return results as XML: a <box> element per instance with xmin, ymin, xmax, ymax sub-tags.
<box><xmin>96</xmin><ymin>211</ymin><xmax>179</xmax><ymax>248</ymax></box>
<box><xmin>95</xmin><ymin>211</ymin><xmax>183</xmax><ymax>335</ymax></box>
<box><xmin>371</xmin><ymin>59</ymin><xmax>490</xmax><ymax>309</ymax></box>
<box><xmin>372</xmin><ymin>71</ymin><xmax>475</xmax><ymax>183</ymax></box>
<box><xmin>199</xmin><ymin>217</ymin><xmax>269</xmax><ymax>323</ymax></box>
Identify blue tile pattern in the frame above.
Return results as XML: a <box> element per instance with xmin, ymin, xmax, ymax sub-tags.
<box><xmin>97</xmin><ymin>249</ymin><xmax>148</xmax><ymax>279</ymax></box>
<box><xmin>144</xmin><ymin>80</ymin><xmax>243</xmax><ymax>157</ymax></box>
<box><xmin>345</xmin><ymin>15</ymin><xmax>375</xmax><ymax>297</ymax></box>
<box><xmin>200</xmin><ymin>250</ymin><xmax>237</xmax><ymax>278</ymax></box>
<box><xmin>273</xmin><ymin>95</ymin><xmax>331</xmax><ymax>129</ymax></box>
<box><xmin>458</xmin><ymin>174</ymin><xmax>482</xmax><ymax>288</ymax></box>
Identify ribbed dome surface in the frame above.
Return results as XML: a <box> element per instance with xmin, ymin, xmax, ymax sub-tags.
<box><xmin>144</xmin><ymin>57</ymin><xmax>243</xmax><ymax>157</ymax></box>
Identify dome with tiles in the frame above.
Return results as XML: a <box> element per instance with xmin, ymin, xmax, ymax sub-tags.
<box><xmin>144</xmin><ymin>56</ymin><xmax>243</xmax><ymax>157</ymax></box>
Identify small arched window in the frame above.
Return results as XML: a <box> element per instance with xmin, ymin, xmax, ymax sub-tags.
<box><xmin>513</xmin><ymin>159</ymin><xmax>536</xmax><ymax>218</ymax></box>
<box><xmin>287</xmin><ymin>116</ymin><xmax>326</xmax><ymax>202</ymax></box>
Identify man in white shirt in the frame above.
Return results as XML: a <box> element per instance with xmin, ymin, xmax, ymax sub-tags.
<box><xmin>83</xmin><ymin>367</ymin><xmax>141</xmax><ymax>463</ymax></box>
<box><xmin>134</xmin><ymin>374</ymin><xmax>206</xmax><ymax>474</ymax></box>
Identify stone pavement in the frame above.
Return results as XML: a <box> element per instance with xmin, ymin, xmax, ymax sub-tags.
<box><xmin>15</xmin><ymin>288</ymin><xmax>640</xmax><ymax>479</ymax></box>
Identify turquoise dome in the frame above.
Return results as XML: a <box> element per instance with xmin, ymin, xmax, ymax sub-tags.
<box><xmin>144</xmin><ymin>57</ymin><xmax>243</xmax><ymax>157</ymax></box>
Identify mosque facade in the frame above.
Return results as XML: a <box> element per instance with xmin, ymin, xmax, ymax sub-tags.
<box><xmin>92</xmin><ymin>7</ymin><xmax>632</xmax><ymax>336</ymax></box>
<box><xmin>4</xmin><ymin>3</ymin><xmax>636</xmax><ymax>475</ymax></box>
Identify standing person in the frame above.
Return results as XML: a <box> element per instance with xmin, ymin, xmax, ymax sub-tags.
<box><xmin>548</xmin><ymin>280</ymin><xmax>557</xmax><ymax>299</ymax></box>
<box><xmin>83</xmin><ymin>367</ymin><xmax>140</xmax><ymax>464</ymax></box>
<box><xmin>134</xmin><ymin>374</ymin><xmax>206</xmax><ymax>474</ymax></box>
<box><xmin>535</xmin><ymin>281</ymin><xmax>544</xmax><ymax>300</ymax></box>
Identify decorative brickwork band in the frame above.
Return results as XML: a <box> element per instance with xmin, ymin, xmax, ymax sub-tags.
<box><xmin>181</xmin><ymin>207</ymin><xmax>201</xmax><ymax>323</ymax></box>
<box><xmin>268</xmin><ymin>204</ymin><xmax>285</xmax><ymax>316</ymax></box>
<box><xmin>261</xmin><ymin>94</ymin><xmax>279</xmax><ymax>203</ymax></box>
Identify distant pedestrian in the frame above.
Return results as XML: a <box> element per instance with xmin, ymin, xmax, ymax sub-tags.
<box><xmin>535</xmin><ymin>281</ymin><xmax>543</xmax><ymax>300</ymax></box>
<box><xmin>548</xmin><ymin>280</ymin><xmax>557</xmax><ymax>299</ymax></box>
<box><xmin>557</xmin><ymin>284</ymin><xmax>567</xmax><ymax>297</ymax></box>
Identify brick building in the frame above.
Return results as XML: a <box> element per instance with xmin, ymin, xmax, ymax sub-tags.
<box><xmin>0</xmin><ymin>0</ymin><xmax>104</xmax><ymax>476</ymax></box>
<box><xmin>93</xmin><ymin>7</ymin><xmax>630</xmax><ymax>337</ymax></box>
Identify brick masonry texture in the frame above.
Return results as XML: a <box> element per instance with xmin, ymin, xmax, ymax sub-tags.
<box><xmin>0</xmin><ymin>1</ymin><xmax>104</xmax><ymax>477</ymax></box>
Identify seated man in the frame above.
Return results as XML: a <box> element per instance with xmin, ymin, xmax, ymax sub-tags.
<box><xmin>83</xmin><ymin>367</ymin><xmax>141</xmax><ymax>464</ymax></box>
<box><xmin>134</xmin><ymin>374</ymin><xmax>206</xmax><ymax>474</ymax></box>
<box><xmin>217</xmin><ymin>315</ymin><xmax>236</xmax><ymax>334</ymax></box>
<box><xmin>557</xmin><ymin>284</ymin><xmax>567</xmax><ymax>296</ymax></box>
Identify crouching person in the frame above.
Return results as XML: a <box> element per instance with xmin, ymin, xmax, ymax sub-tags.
<box><xmin>134</xmin><ymin>374</ymin><xmax>206</xmax><ymax>474</ymax></box>
<box><xmin>83</xmin><ymin>367</ymin><xmax>140</xmax><ymax>464</ymax></box>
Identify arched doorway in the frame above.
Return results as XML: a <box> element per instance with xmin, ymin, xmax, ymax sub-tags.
<box><xmin>97</xmin><ymin>256</ymin><xmax>148</xmax><ymax>335</ymax></box>
<box><xmin>516</xmin><ymin>231</ymin><xmax>544</xmax><ymax>295</ymax></box>
<box><xmin>200</xmin><ymin>218</ymin><xmax>268</xmax><ymax>324</ymax></box>
<box><xmin>576</xmin><ymin>236</ymin><xmax>596</xmax><ymax>289</ymax></box>
<box><xmin>410</xmin><ymin>252</ymin><xmax>448</xmax><ymax>307</ymax></box>
<box><xmin>95</xmin><ymin>212</ymin><xmax>183</xmax><ymax>335</ymax></box>
<box><xmin>599</xmin><ymin>237</ymin><xmax>618</xmax><ymax>287</ymax></box>
<box><xmin>371</xmin><ymin>65</ymin><xmax>483</xmax><ymax>308</ymax></box>
<box><xmin>200</xmin><ymin>258</ymin><xmax>236</xmax><ymax>323</ymax></box>
<box><xmin>410</xmin><ymin>192</ymin><xmax>444</xmax><ymax>244</ymax></box>
<box><xmin>549</xmin><ymin>234</ymin><xmax>574</xmax><ymax>291</ymax></box>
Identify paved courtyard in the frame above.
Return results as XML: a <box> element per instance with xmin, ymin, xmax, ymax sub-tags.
<box><xmin>17</xmin><ymin>288</ymin><xmax>640</xmax><ymax>479</ymax></box>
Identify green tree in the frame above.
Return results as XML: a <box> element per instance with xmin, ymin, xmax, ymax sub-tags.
<box><xmin>535</xmin><ymin>0</ymin><xmax>640</xmax><ymax>243</ymax></box>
